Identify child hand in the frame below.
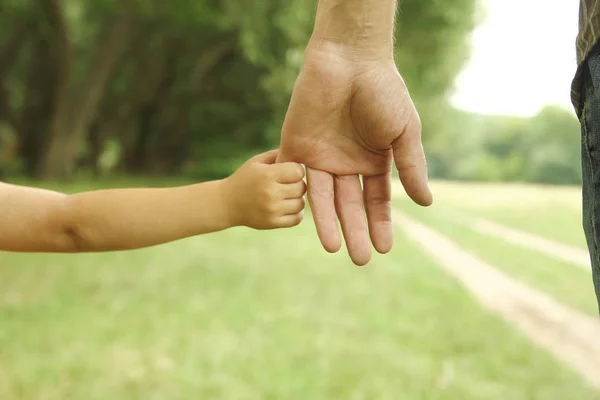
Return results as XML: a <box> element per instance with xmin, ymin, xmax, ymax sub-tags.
<box><xmin>222</xmin><ymin>150</ymin><xmax>306</xmax><ymax>229</ymax></box>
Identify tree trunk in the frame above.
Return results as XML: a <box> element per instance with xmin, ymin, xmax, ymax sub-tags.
<box><xmin>75</xmin><ymin>121</ymin><xmax>103</xmax><ymax>175</ymax></box>
<box><xmin>189</xmin><ymin>35</ymin><xmax>237</xmax><ymax>89</ymax></box>
<box><xmin>37</xmin><ymin>0</ymin><xmax>72</xmax><ymax>180</ymax></box>
<box><xmin>41</xmin><ymin>0</ymin><xmax>134</xmax><ymax>180</ymax></box>
<box><xmin>63</xmin><ymin>5</ymin><xmax>134</xmax><ymax>165</ymax></box>
<box><xmin>120</xmin><ymin>36</ymin><xmax>181</xmax><ymax>173</ymax></box>
<box><xmin>18</xmin><ymin>33</ymin><xmax>57</xmax><ymax>176</ymax></box>
<box><xmin>156</xmin><ymin>35</ymin><xmax>237</xmax><ymax>173</ymax></box>
<box><xmin>150</xmin><ymin>100</ymin><xmax>193</xmax><ymax>174</ymax></box>
<box><xmin>0</xmin><ymin>19</ymin><xmax>32</xmax><ymax>130</ymax></box>
<box><xmin>137</xmin><ymin>35</ymin><xmax>237</xmax><ymax>174</ymax></box>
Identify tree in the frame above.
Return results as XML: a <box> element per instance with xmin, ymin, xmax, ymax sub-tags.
<box><xmin>0</xmin><ymin>0</ymin><xmax>480</xmax><ymax>180</ymax></box>
<box><xmin>527</xmin><ymin>106</ymin><xmax>581</xmax><ymax>184</ymax></box>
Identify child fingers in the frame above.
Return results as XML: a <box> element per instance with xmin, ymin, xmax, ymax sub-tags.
<box><xmin>252</xmin><ymin>149</ymin><xmax>278</xmax><ymax>164</ymax></box>
<box><xmin>282</xmin><ymin>180</ymin><xmax>307</xmax><ymax>199</ymax></box>
<box><xmin>275</xmin><ymin>162</ymin><xmax>305</xmax><ymax>183</ymax></box>
<box><xmin>277</xmin><ymin>211</ymin><xmax>304</xmax><ymax>228</ymax></box>
<box><xmin>280</xmin><ymin>198</ymin><xmax>305</xmax><ymax>215</ymax></box>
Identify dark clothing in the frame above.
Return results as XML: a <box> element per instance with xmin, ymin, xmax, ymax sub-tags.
<box><xmin>577</xmin><ymin>42</ymin><xmax>600</xmax><ymax>312</ymax></box>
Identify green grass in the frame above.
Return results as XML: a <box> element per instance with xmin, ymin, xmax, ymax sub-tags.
<box><xmin>396</xmin><ymin>197</ymin><xmax>599</xmax><ymax>316</ymax></box>
<box><xmin>0</xmin><ymin>202</ymin><xmax>597</xmax><ymax>398</ymax></box>
<box><xmin>422</xmin><ymin>181</ymin><xmax>586</xmax><ymax>248</ymax></box>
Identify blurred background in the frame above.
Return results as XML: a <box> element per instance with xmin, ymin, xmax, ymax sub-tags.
<box><xmin>1</xmin><ymin>0</ymin><xmax>598</xmax><ymax>399</ymax></box>
<box><xmin>0</xmin><ymin>0</ymin><xmax>581</xmax><ymax>184</ymax></box>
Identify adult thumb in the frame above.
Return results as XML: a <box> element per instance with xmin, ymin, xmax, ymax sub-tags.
<box><xmin>392</xmin><ymin>116</ymin><xmax>433</xmax><ymax>207</ymax></box>
<box><xmin>275</xmin><ymin>146</ymin><xmax>294</xmax><ymax>164</ymax></box>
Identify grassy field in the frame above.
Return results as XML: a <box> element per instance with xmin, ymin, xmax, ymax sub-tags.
<box><xmin>394</xmin><ymin>180</ymin><xmax>597</xmax><ymax>316</ymax></box>
<box><xmin>396</xmin><ymin>199</ymin><xmax>597</xmax><ymax>316</ymax></box>
<box><xmin>414</xmin><ymin>181</ymin><xmax>587</xmax><ymax>248</ymax></box>
<box><xmin>0</xmin><ymin>180</ymin><xmax>598</xmax><ymax>399</ymax></box>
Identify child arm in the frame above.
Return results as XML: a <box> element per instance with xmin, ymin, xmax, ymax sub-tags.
<box><xmin>0</xmin><ymin>150</ymin><xmax>306</xmax><ymax>253</ymax></box>
<box><xmin>0</xmin><ymin>180</ymin><xmax>232</xmax><ymax>252</ymax></box>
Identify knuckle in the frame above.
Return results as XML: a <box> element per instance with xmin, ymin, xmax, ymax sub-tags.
<box><xmin>267</xmin><ymin>185</ymin><xmax>280</xmax><ymax>202</ymax></box>
<box><xmin>410</xmin><ymin>111</ymin><xmax>422</xmax><ymax>132</ymax></box>
<box><xmin>266</xmin><ymin>201</ymin><xmax>278</xmax><ymax>215</ymax></box>
<box><xmin>296</xmin><ymin>197</ymin><xmax>306</xmax><ymax>211</ymax></box>
<box><xmin>292</xmin><ymin>212</ymin><xmax>304</xmax><ymax>226</ymax></box>
<box><xmin>395</xmin><ymin>160</ymin><xmax>420</xmax><ymax>173</ymax></box>
<box><xmin>269</xmin><ymin>215</ymin><xmax>280</xmax><ymax>227</ymax></box>
<box><xmin>399</xmin><ymin>108</ymin><xmax>421</xmax><ymax>133</ymax></box>
<box><xmin>262</xmin><ymin>166</ymin><xmax>276</xmax><ymax>180</ymax></box>
<box><xmin>294</xmin><ymin>164</ymin><xmax>305</xmax><ymax>180</ymax></box>
<box><xmin>299</xmin><ymin>181</ymin><xmax>307</xmax><ymax>196</ymax></box>
<box><xmin>366</xmin><ymin>195</ymin><xmax>389</xmax><ymax>208</ymax></box>
<box><xmin>261</xmin><ymin>184</ymin><xmax>277</xmax><ymax>202</ymax></box>
<box><xmin>250</xmin><ymin>165</ymin><xmax>266</xmax><ymax>180</ymax></box>
<box><xmin>311</xmin><ymin>184</ymin><xmax>333</xmax><ymax>201</ymax></box>
<box><xmin>259</xmin><ymin>195</ymin><xmax>273</xmax><ymax>212</ymax></box>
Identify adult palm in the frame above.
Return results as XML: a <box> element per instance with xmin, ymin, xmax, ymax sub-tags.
<box><xmin>278</xmin><ymin>48</ymin><xmax>432</xmax><ymax>265</ymax></box>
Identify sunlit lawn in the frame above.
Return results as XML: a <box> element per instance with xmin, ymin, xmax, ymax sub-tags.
<box><xmin>397</xmin><ymin>197</ymin><xmax>598</xmax><ymax>316</ymax></box>
<box><xmin>395</xmin><ymin>180</ymin><xmax>597</xmax><ymax>316</ymax></box>
<box><xmin>413</xmin><ymin>180</ymin><xmax>586</xmax><ymax>248</ymax></box>
<box><xmin>0</xmin><ymin>180</ymin><xmax>596</xmax><ymax>399</ymax></box>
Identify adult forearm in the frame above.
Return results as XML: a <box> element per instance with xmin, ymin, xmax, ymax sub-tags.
<box><xmin>310</xmin><ymin>0</ymin><xmax>398</xmax><ymax>59</ymax></box>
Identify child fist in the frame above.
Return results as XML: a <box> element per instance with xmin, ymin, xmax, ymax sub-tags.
<box><xmin>222</xmin><ymin>150</ymin><xmax>306</xmax><ymax>229</ymax></box>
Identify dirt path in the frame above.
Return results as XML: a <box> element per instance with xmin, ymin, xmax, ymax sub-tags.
<box><xmin>468</xmin><ymin>218</ymin><xmax>591</xmax><ymax>271</ymax></box>
<box><xmin>393</xmin><ymin>210</ymin><xmax>600</xmax><ymax>390</ymax></box>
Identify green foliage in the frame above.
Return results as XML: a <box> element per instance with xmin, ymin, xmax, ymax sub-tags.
<box><xmin>527</xmin><ymin>107</ymin><xmax>582</xmax><ymax>184</ymax></box>
<box><xmin>428</xmin><ymin>105</ymin><xmax>582</xmax><ymax>185</ymax></box>
<box><xmin>0</xmin><ymin>0</ymin><xmax>580</xmax><ymax>186</ymax></box>
<box><xmin>0</xmin><ymin>0</ymin><xmax>480</xmax><ymax>180</ymax></box>
<box><xmin>397</xmin><ymin>0</ymin><xmax>479</xmax><ymax>101</ymax></box>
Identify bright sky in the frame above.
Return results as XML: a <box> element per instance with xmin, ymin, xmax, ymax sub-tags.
<box><xmin>451</xmin><ymin>0</ymin><xmax>580</xmax><ymax>117</ymax></box>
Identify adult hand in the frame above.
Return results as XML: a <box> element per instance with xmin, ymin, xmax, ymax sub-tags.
<box><xmin>277</xmin><ymin>45</ymin><xmax>432</xmax><ymax>266</ymax></box>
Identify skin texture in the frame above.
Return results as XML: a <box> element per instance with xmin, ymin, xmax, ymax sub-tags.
<box><xmin>277</xmin><ymin>0</ymin><xmax>432</xmax><ymax>266</ymax></box>
<box><xmin>0</xmin><ymin>150</ymin><xmax>305</xmax><ymax>253</ymax></box>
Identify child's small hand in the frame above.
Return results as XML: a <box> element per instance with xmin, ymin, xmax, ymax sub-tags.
<box><xmin>223</xmin><ymin>150</ymin><xmax>306</xmax><ymax>229</ymax></box>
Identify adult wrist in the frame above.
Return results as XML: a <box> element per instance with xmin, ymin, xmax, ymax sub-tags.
<box><xmin>305</xmin><ymin>39</ymin><xmax>393</xmax><ymax>65</ymax></box>
<box><xmin>308</xmin><ymin>0</ymin><xmax>396</xmax><ymax>62</ymax></box>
